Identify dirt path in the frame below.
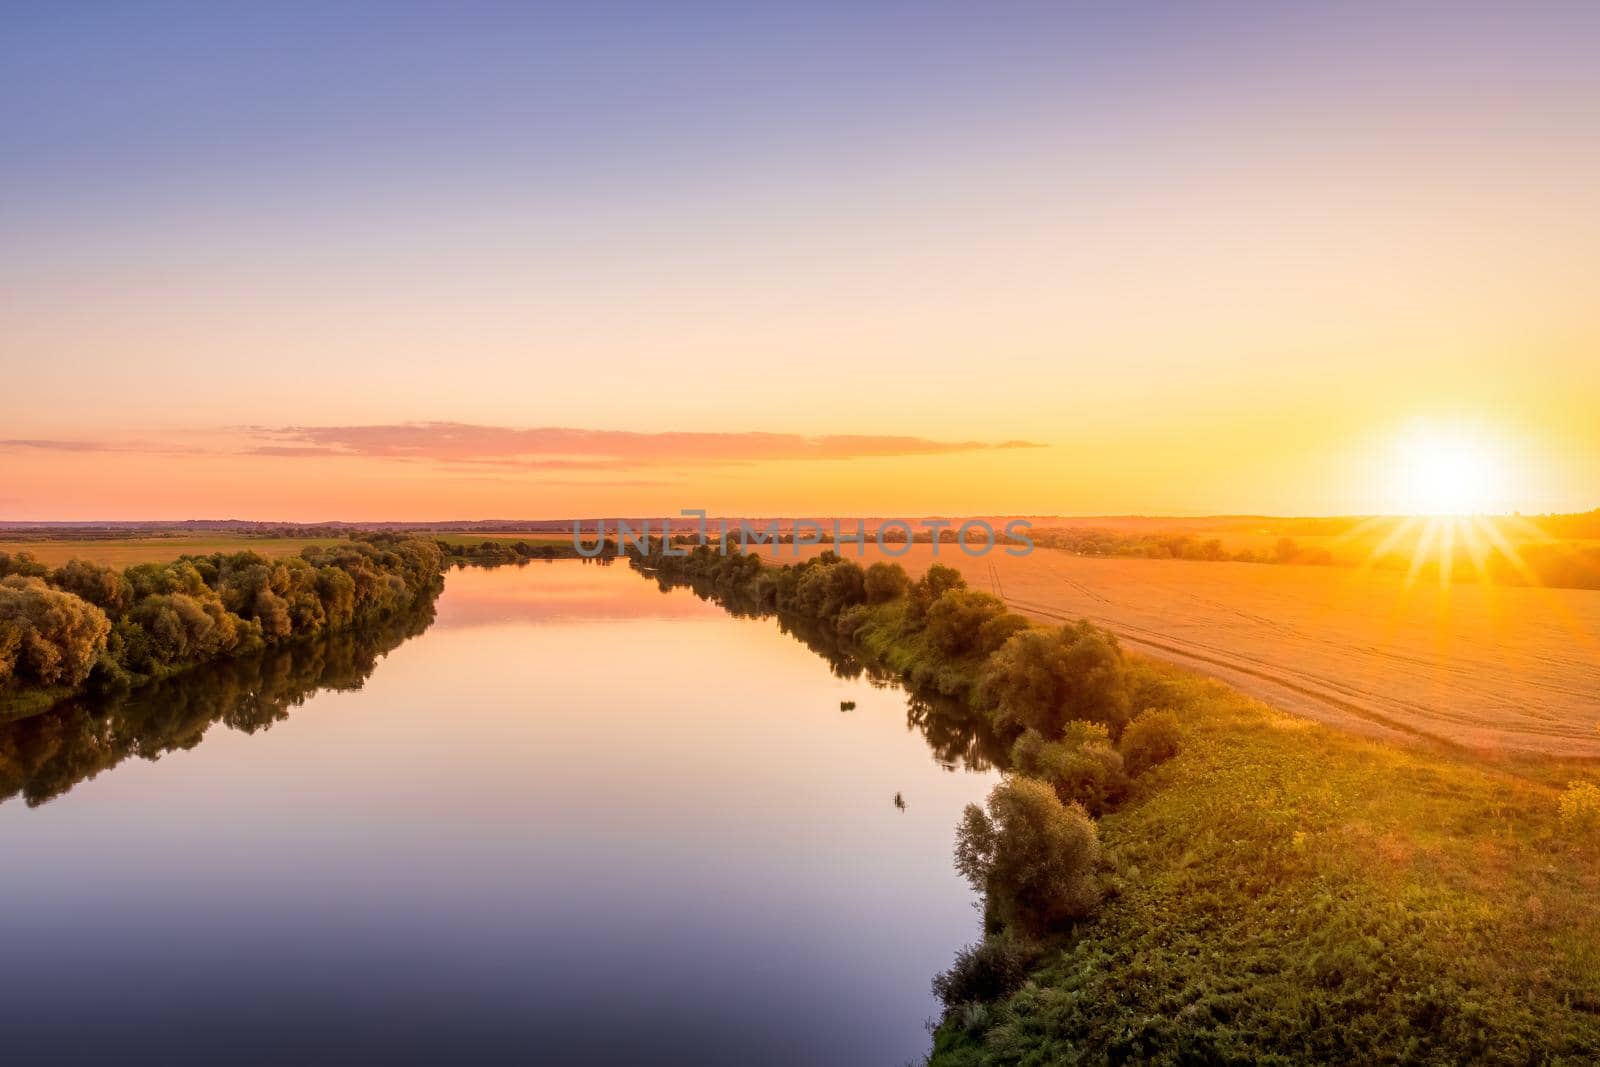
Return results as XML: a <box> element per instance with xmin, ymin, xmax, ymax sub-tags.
<box><xmin>750</xmin><ymin>543</ymin><xmax>1600</xmax><ymax>756</ymax></box>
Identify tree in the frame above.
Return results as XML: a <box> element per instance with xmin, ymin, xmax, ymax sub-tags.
<box><xmin>977</xmin><ymin>612</ymin><xmax>1031</xmax><ymax>657</ymax></box>
<box><xmin>906</xmin><ymin>563</ymin><xmax>967</xmax><ymax>627</ymax></box>
<box><xmin>955</xmin><ymin>777</ymin><xmax>1100</xmax><ymax>936</ymax></box>
<box><xmin>122</xmin><ymin>592</ymin><xmax>243</xmax><ymax>670</ymax></box>
<box><xmin>0</xmin><ymin>577</ymin><xmax>111</xmax><ymax>687</ymax></box>
<box><xmin>863</xmin><ymin>561</ymin><xmax>911</xmax><ymax>603</ymax></box>
<box><xmin>316</xmin><ymin>567</ymin><xmax>357</xmax><ymax>628</ymax></box>
<box><xmin>980</xmin><ymin>621</ymin><xmax>1132</xmax><ymax>736</ymax></box>
<box><xmin>926</xmin><ymin>589</ymin><xmax>1008</xmax><ymax>657</ymax></box>
<box><xmin>932</xmin><ymin>935</ymin><xmax>1033</xmax><ymax>1008</ymax></box>
<box><xmin>51</xmin><ymin>559</ymin><xmax>135</xmax><ymax>616</ymax></box>
<box><xmin>788</xmin><ymin>558</ymin><xmax>866</xmax><ymax>619</ymax></box>
<box><xmin>1011</xmin><ymin>726</ymin><xmax>1129</xmax><ymax>815</ymax></box>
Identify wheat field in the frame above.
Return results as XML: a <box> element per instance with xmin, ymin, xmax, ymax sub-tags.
<box><xmin>751</xmin><ymin>542</ymin><xmax>1600</xmax><ymax>757</ymax></box>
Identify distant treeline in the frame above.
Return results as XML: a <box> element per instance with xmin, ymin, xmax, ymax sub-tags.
<box><xmin>1032</xmin><ymin>524</ymin><xmax>1600</xmax><ymax>589</ymax></box>
<box><xmin>437</xmin><ymin>538</ymin><xmax>592</xmax><ymax>566</ymax></box>
<box><xmin>1032</xmin><ymin>528</ymin><xmax>1335</xmax><ymax>565</ymax></box>
<box><xmin>0</xmin><ymin>535</ymin><xmax>445</xmax><ymax>719</ymax></box>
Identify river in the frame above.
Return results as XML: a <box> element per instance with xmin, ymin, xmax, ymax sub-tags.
<box><xmin>0</xmin><ymin>560</ymin><xmax>1001</xmax><ymax>1065</ymax></box>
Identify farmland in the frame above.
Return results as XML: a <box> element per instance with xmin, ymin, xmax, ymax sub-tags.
<box><xmin>0</xmin><ymin>535</ymin><xmax>347</xmax><ymax>568</ymax></box>
<box><xmin>749</xmin><ymin>542</ymin><xmax>1600</xmax><ymax>757</ymax></box>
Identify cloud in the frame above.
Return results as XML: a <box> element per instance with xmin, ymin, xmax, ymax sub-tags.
<box><xmin>244</xmin><ymin>445</ymin><xmax>350</xmax><ymax>458</ymax></box>
<box><xmin>0</xmin><ymin>438</ymin><xmax>204</xmax><ymax>456</ymax></box>
<box><xmin>1</xmin><ymin>438</ymin><xmax>126</xmax><ymax>453</ymax></box>
<box><xmin>243</xmin><ymin>423</ymin><xmax>1043</xmax><ymax>467</ymax></box>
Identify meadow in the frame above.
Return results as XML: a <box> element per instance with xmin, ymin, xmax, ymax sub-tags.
<box><xmin>928</xmin><ymin>659</ymin><xmax>1600</xmax><ymax>1064</ymax></box>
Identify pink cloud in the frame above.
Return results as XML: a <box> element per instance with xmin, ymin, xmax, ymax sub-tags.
<box><xmin>243</xmin><ymin>423</ymin><xmax>1043</xmax><ymax>467</ymax></box>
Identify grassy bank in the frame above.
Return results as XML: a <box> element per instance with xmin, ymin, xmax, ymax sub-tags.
<box><xmin>633</xmin><ymin>543</ymin><xmax>1600</xmax><ymax>1064</ymax></box>
<box><xmin>929</xmin><ymin>662</ymin><xmax>1600</xmax><ymax>1064</ymax></box>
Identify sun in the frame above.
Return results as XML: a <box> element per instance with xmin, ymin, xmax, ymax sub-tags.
<box><xmin>1389</xmin><ymin>422</ymin><xmax>1509</xmax><ymax>516</ymax></box>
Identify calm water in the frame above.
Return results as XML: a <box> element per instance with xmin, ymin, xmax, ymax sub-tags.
<box><xmin>0</xmin><ymin>561</ymin><xmax>999</xmax><ymax>1065</ymax></box>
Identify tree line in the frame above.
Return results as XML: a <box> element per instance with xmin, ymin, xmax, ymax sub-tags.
<box><xmin>0</xmin><ymin>535</ymin><xmax>445</xmax><ymax>718</ymax></box>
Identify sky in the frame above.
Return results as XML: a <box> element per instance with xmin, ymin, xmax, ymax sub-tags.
<box><xmin>3</xmin><ymin>2</ymin><xmax>1597</xmax><ymax>521</ymax></box>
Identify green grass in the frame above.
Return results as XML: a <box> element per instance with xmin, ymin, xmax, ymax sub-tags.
<box><xmin>929</xmin><ymin>662</ymin><xmax>1600</xmax><ymax>1065</ymax></box>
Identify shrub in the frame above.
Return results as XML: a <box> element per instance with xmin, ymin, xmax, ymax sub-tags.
<box><xmin>933</xmin><ymin>934</ymin><xmax>1034</xmax><ymax>1008</ymax></box>
<box><xmin>926</xmin><ymin>589</ymin><xmax>1008</xmax><ymax>657</ymax></box>
<box><xmin>835</xmin><ymin>603</ymin><xmax>873</xmax><ymax>638</ymax></box>
<box><xmin>955</xmin><ymin>777</ymin><xmax>1100</xmax><ymax>936</ymax></box>
<box><xmin>1559</xmin><ymin>781</ymin><xmax>1600</xmax><ymax>837</ymax></box>
<box><xmin>1011</xmin><ymin>727</ymin><xmax>1129</xmax><ymax>816</ymax></box>
<box><xmin>1120</xmin><ymin>708</ymin><xmax>1182</xmax><ymax>776</ymax></box>
<box><xmin>980</xmin><ymin>621</ymin><xmax>1132</xmax><ymax>736</ymax></box>
<box><xmin>0</xmin><ymin>552</ymin><xmax>49</xmax><ymax>580</ymax></box>
<box><xmin>863</xmin><ymin>561</ymin><xmax>911</xmax><ymax>603</ymax></box>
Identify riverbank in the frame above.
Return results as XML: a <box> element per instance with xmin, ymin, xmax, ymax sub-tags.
<box><xmin>633</xmin><ymin>545</ymin><xmax>1600</xmax><ymax>1064</ymax></box>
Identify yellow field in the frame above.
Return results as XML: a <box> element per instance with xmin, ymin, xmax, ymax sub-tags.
<box><xmin>0</xmin><ymin>532</ymin><xmax>573</xmax><ymax>567</ymax></box>
<box><xmin>750</xmin><ymin>542</ymin><xmax>1600</xmax><ymax>757</ymax></box>
<box><xmin>0</xmin><ymin>536</ymin><xmax>346</xmax><ymax>567</ymax></box>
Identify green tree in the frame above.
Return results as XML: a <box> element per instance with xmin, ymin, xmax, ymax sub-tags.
<box><xmin>906</xmin><ymin>563</ymin><xmax>967</xmax><ymax>627</ymax></box>
<box><xmin>980</xmin><ymin>621</ymin><xmax>1132</xmax><ymax>736</ymax></box>
<box><xmin>863</xmin><ymin>560</ymin><xmax>911</xmax><ymax>603</ymax></box>
<box><xmin>955</xmin><ymin>776</ymin><xmax>1100</xmax><ymax>936</ymax></box>
<box><xmin>926</xmin><ymin>589</ymin><xmax>1009</xmax><ymax>657</ymax></box>
<box><xmin>1011</xmin><ymin>725</ymin><xmax>1129</xmax><ymax>815</ymax></box>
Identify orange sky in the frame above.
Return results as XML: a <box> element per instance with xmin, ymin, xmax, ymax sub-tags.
<box><xmin>4</xmin><ymin>6</ymin><xmax>1597</xmax><ymax>521</ymax></box>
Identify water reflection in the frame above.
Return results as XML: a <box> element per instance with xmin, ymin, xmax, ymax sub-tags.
<box><xmin>0</xmin><ymin>594</ymin><xmax>437</xmax><ymax>808</ymax></box>
<box><xmin>640</xmin><ymin>568</ymin><xmax>1009</xmax><ymax>774</ymax></box>
<box><xmin>2</xmin><ymin>562</ymin><xmax>1002</xmax><ymax>809</ymax></box>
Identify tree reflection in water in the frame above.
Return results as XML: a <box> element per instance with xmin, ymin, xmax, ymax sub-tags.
<box><xmin>0</xmin><ymin>592</ymin><xmax>438</xmax><ymax>808</ymax></box>
<box><xmin>2</xmin><ymin>566</ymin><xmax>1003</xmax><ymax>808</ymax></box>
<box><xmin>643</xmin><ymin>569</ymin><xmax>1010</xmax><ymax>774</ymax></box>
